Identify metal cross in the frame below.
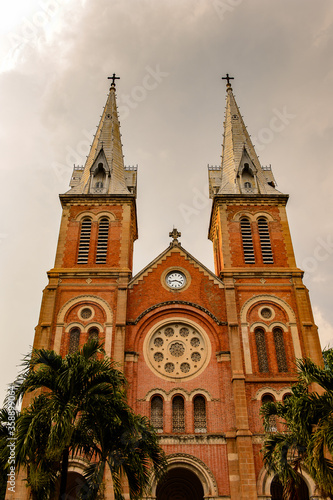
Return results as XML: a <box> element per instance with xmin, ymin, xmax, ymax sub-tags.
<box><xmin>108</xmin><ymin>73</ymin><xmax>120</xmax><ymax>87</ymax></box>
<box><xmin>169</xmin><ymin>228</ymin><xmax>181</xmax><ymax>243</ymax></box>
<box><xmin>222</xmin><ymin>73</ymin><xmax>234</xmax><ymax>85</ymax></box>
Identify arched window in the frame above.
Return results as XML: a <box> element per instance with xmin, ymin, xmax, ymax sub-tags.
<box><xmin>255</xmin><ymin>327</ymin><xmax>269</xmax><ymax>372</ymax></box>
<box><xmin>273</xmin><ymin>327</ymin><xmax>288</xmax><ymax>372</ymax></box>
<box><xmin>262</xmin><ymin>394</ymin><xmax>277</xmax><ymax>432</ymax></box>
<box><xmin>77</xmin><ymin>218</ymin><xmax>92</xmax><ymax>264</ymax></box>
<box><xmin>69</xmin><ymin>327</ymin><xmax>80</xmax><ymax>353</ymax></box>
<box><xmin>258</xmin><ymin>217</ymin><xmax>273</xmax><ymax>264</ymax></box>
<box><xmin>172</xmin><ymin>396</ymin><xmax>185</xmax><ymax>433</ymax></box>
<box><xmin>282</xmin><ymin>392</ymin><xmax>292</xmax><ymax>403</ymax></box>
<box><xmin>151</xmin><ymin>396</ymin><xmax>163</xmax><ymax>433</ymax></box>
<box><xmin>244</xmin><ymin>181</ymin><xmax>252</xmax><ymax>189</ymax></box>
<box><xmin>96</xmin><ymin>218</ymin><xmax>109</xmax><ymax>264</ymax></box>
<box><xmin>194</xmin><ymin>395</ymin><xmax>207</xmax><ymax>433</ymax></box>
<box><xmin>240</xmin><ymin>218</ymin><xmax>255</xmax><ymax>263</ymax></box>
<box><xmin>88</xmin><ymin>327</ymin><xmax>99</xmax><ymax>341</ymax></box>
<box><xmin>92</xmin><ymin>163</ymin><xmax>106</xmax><ymax>192</ymax></box>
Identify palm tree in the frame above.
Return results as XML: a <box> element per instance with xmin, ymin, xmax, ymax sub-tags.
<box><xmin>10</xmin><ymin>339</ymin><xmax>166</xmax><ymax>499</ymax></box>
<box><xmin>261</xmin><ymin>350</ymin><xmax>333</xmax><ymax>499</ymax></box>
<box><xmin>78</xmin><ymin>401</ymin><xmax>166</xmax><ymax>500</ymax></box>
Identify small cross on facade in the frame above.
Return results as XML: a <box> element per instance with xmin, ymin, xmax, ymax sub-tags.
<box><xmin>222</xmin><ymin>73</ymin><xmax>234</xmax><ymax>86</ymax></box>
<box><xmin>169</xmin><ymin>228</ymin><xmax>181</xmax><ymax>244</ymax></box>
<box><xmin>108</xmin><ymin>73</ymin><xmax>120</xmax><ymax>87</ymax></box>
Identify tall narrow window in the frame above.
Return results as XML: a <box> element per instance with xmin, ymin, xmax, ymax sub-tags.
<box><xmin>262</xmin><ymin>394</ymin><xmax>277</xmax><ymax>432</ymax></box>
<box><xmin>151</xmin><ymin>396</ymin><xmax>163</xmax><ymax>433</ymax></box>
<box><xmin>194</xmin><ymin>395</ymin><xmax>207</xmax><ymax>433</ymax></box>
<box><xmin>96</xmin><ymin>218</ymin><xmax>109</xmax><ymax>264</ymax></box>
<box><xmin>258</xmin><ymin>217</ymin><xmax>273</xmax><ymax>263</ymax></box>
<box><xmin>77</xmin><ymin>218</ymin><xmax>92</xmax><ymax>264</ymax></box>
<box><xmin>240</xmin><ymin>218</ymin><xmax>255</xmax><ymax>263</ymax></box>
<box><xmin>255</xmin><ymin>327</ymin><xmax>269</xmax><ymax>372</ymax></box>
<box><xmin>69</xmin><ymin>328</ymin><xmax>80</xmax><ymax>353</ymax></box>
<box><xmin>273</xmin><ymin>327</ymin><xmax>288</xmax><ymax>372</ymax></box>
<box><xmin>172</xmin><ymin>396</ymin><xmax>185</xmax><ymax>433</ymax></box>
<box><xmin>88</xmin><ymin>327</ymin><xmax>99</xmax><ymax>342</ymax></box>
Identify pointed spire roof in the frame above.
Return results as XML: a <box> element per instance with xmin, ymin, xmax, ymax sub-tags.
<box><xmin>68</xmin><ymin>78</ymin><xmax>130</xmax><ymax>195</ymax></box>
<box><xmin>215</xmin><ymin>77</ymin><xmax>280</xmax><ymax>195</ymax></box>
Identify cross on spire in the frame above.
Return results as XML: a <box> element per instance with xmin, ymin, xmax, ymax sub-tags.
<box><xmin>169</xmin><ymin>228</ymin><xmax>181</xmax><ymax>245</ymax></box>
<box><xmin>222</xmin><ymin>73</ymin><xmax>234</xmax><ymax>86</ymax></box>
<box><xmin>108</xmin><ymin>73</ymin><xmax>120</xmax><ymax>87</ymax></box>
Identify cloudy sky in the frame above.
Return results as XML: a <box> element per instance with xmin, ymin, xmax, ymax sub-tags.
<box><xmin>1</xmin><ymin>0</ymin><xmax>333</xmax><ymax>403</ymax></box>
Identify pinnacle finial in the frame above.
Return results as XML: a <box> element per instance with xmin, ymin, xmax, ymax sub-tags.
<box><xmin>108</xmin><ymin>73</ymin><xmax>120</xmax><ymax>88</ymax></box>
<box><xmin>169</xmin><ymin>228</ymin><xmax>181</xmax><ymax>245</ymax></box>
<box><xmin>222</xmin><ymin>73</ymin><xmax>234</xmax><ymax>89</ymax></box>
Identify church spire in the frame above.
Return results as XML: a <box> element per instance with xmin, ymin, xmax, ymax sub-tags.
<box><xmin>209</xmin><ymin>76</ymin><xmax>279</xmax><ymax>196</ymax></box>
<box><xmin>68</xmin><ymin>76</ymin><xmax>132</xmax><ymax>195</ymax></box>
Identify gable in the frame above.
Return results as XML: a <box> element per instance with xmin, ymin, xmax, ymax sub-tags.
<box><xmin>127</xmin><ymin>245</ymin><xmax>226</xmax><ymax>326</ymax></box>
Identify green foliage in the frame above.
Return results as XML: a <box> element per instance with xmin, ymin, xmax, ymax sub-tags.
<box><xmin>261</xmin><ymin>349</ymin><xmax>333</xmax><ymax>499</ymax></box>
<box><xmin>1</xmin><ymin>339</ymin><xmax>166</xmax><ymax>499</ymax></box>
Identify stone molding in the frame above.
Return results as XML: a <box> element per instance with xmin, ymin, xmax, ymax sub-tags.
<box><xmin>127</xmin><ymin>301</ymin><xmax>226</xmax><ymax>326</ymax></box>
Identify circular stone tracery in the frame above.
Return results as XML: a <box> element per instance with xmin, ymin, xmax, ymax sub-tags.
<box><xmin>146</xmin><ymin>321</ymin><xmax>209</xmax><ymax>379</ymax></box>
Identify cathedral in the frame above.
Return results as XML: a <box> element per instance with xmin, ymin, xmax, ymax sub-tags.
<box><xmin>11</xmin><ymin>76</ymin><xmax>323</xmax><ymax>499</ymax></box>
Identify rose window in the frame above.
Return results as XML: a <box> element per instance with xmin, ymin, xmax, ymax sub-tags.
<box><xmin>146</xmin><ymin>321</ymin><xmax>210</xmax><ymax>379</ymax></box>
<box><xmin>261</xmin><ymin>307</ymin><xmax>272</xmax><ymax>319</ymax></box>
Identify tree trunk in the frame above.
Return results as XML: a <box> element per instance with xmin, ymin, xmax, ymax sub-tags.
<box><xmin>58</xmin><ymin>447</ymin><xmax>69</xmax><ymax>500</ymax></box>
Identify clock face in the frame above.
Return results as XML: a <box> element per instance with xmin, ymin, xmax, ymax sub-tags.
<box><xmin>166</xmin><ymin>271</ymin><xmax>186</xmax><ymax>289</ymax></box>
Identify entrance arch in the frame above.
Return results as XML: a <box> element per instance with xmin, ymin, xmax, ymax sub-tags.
<box><xmin>271</xmin><ymin>474</ymin><xmax>310</xmax><ymax>500</ymax></box>
<box><xmin>156</xmin><ymin>467</ymin><xmax>204</xmax><ymax>500</ymax></box>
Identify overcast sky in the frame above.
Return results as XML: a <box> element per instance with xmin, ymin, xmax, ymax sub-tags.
<box><xmin>1</xmin><ymin>0</ymin><xmax>333</xmax><ymax>403</ymax></box>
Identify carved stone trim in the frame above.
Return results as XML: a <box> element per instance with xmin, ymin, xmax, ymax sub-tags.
<box><xmin>141</xmin><ymin>387</ymin><xmax>217</xmax><ymax>402</ymax></box>
<box><xmin>252</xmin><ymin>385</ymin><xmax>293</xmax><ymax>401</ymax></box>
<box><xmin>127</xmin><ymin>301</ymin><xmax>226</xmax><ymax>326</ymax></box>
<box><xmin>159</xmin><ymin>435</ymin><xmax>226</xmax><ymax>445</ymax></box>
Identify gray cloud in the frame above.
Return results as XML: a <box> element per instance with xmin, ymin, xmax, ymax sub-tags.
<box><xmin>1</xmin><ymin>0</ymin><xmax>333</xmax><ymax>401</ymax></box>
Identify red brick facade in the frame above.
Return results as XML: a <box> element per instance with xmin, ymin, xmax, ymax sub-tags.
<box><xmin>8</xmin><ymin>83</ymin><xmax>323</xmax><ymax>500</ymax></box>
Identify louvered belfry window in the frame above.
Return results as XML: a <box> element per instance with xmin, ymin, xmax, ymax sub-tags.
<box><xmin>255</xmin><ymin>328</ymin><xmax>269</xmax><ymax>372</ymax></box>
<box><xmin>273</xmin><ymin>328</ymin><xmax>288</xmax><ymax>372</ymax></box>
<box><xmin>77</xmin><ymin>218</ymin><xmax>92</xmax><ymax>264</ymax></box>
<box><xmin>240</xmin><ymin>218</ymin><xmax>255</xmax><ymax>263</ymax></box>
<box><xmin>96</xmin><ymin>218</ymin><xmax>109</xmax><ymax>264</ymax></box>
<box><xmin>69</xmin><ymin>328</ymin><xmax>80</xmax><ymax>353</ymax></box>
<box><xmin>151</xmin><ymin>396</ymin><xmax>163</xmax><ymax>433</ymax></box>
<box><xmin>172</xmin><ymin>396</ymin><xmax>185</xmax><ymax>433</ymax></box>
<box><xmin>194</xmin><ymin>396</ymin><xmax>207</xmax><ymax>433</ymax></box>
<box><xmin>258</xmin><ymin>217</ymin><xmax>274</xmax><ymax>263</ymax></box>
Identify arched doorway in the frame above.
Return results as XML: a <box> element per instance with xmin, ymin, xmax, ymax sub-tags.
<box><xmin>271</xmin><ymin>474</ymin><xmax>309</xmax><ymax>500</ymax></box>
<box><xmin>156</xmin><ymin>467</ymin><xmax>204</xmax><ymax>500</ymax></box>
<box><xmin>54</xmin><ymin>471</ymin><xmax>89</xmax><ymax>499</ymax></box>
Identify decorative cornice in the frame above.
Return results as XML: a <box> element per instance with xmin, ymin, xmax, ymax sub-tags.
<box><xmin>159</xmin><ymin>435</ymin><xmax>226</xmax><ymax>445</ymax></box>
<box><xmin>127</xmin><ymin>301</ymin><xmax>227</xmax><ymax>326</ymax></box>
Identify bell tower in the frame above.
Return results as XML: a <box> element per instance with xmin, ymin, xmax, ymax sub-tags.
<box><xmin>207</xmin><ymin>76</ymin><xmax>322</xmax><ymax>499</ymax></box>
<box><xmin>33</xmin><ymin>77</ymin><xmax>137</xmax><ymax>365</ymax></box>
